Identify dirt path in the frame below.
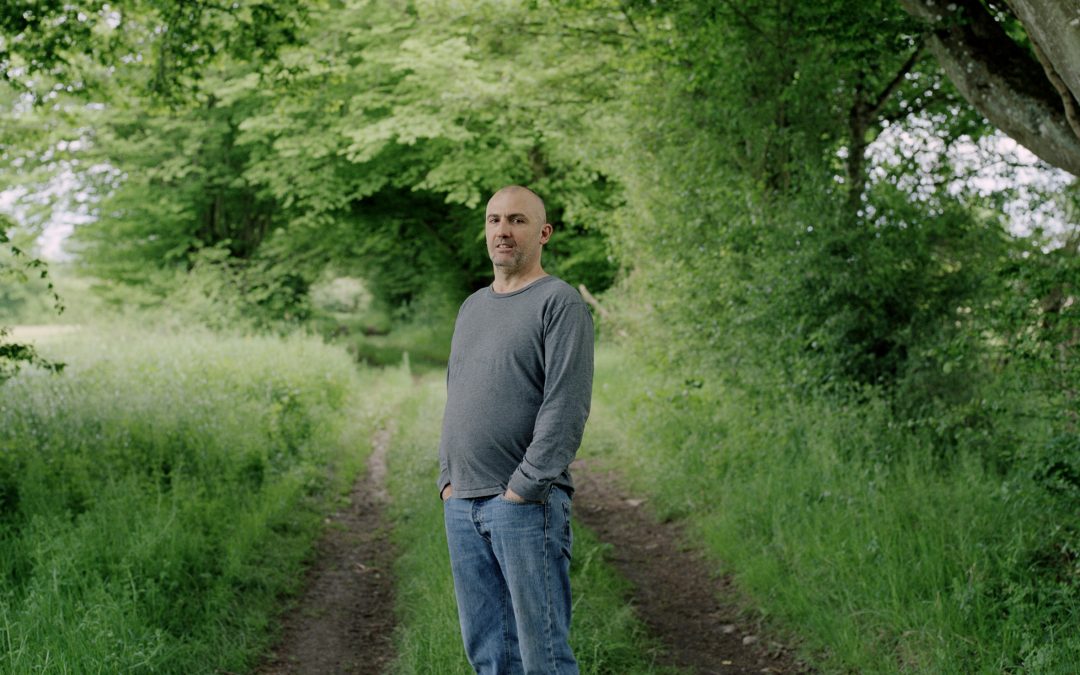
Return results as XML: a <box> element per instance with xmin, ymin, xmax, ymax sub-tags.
<box><xmin>572</xmin><ymin>458</ymin><xmax>811</xmax><ymax>674</ymax></box>
<box><xmin>253</xmin><ymin>423</ymin><xmax>807</xmax><ymax>674</ymax></box>
<box><xmin>255</xmin><ymin>426</ymin><xmax>397</xmax><ymax>675</ymax></box>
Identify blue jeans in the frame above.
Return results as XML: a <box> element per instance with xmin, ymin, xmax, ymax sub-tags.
<box><xmin>443</xmin><ymin>488</ymin><xmax>578</xmax><ymax>675</ymax></box>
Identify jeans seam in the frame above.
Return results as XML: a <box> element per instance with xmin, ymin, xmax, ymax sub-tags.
<box><xmin>502</xmin><ymin>584</ymin><xmax>512</xmax><ymax>674</ymax></box>
<box><xmin>545</xmin><ymin>499</ymin><xmax>557</xmax><ymax>673</ymax></box>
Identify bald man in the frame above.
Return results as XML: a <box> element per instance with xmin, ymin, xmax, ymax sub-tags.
<box><xmin>438</xmin><ymin>186</ymin><xmax>594</xmax><ymax>674</ymax></box>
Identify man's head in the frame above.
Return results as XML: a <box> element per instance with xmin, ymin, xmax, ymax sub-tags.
<box><xmin>485</xmin><ymin>186</ymin><xmax>552</xmax><ymax>276</ymax></box>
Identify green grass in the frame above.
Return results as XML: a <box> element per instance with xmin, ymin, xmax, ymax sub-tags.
<box><xmin>0</xmin><ymin>328</ymin><xmax>379</xmax><ymax>674</ymax></box>
<box><xmin>307</xmin><ymin>290</ymin><xmax>456</xmax><ymax>376</ymax></box>
<box><xmin>9</xmin><ymin>322</ymin><xmax>1070</xmax><ymax>673</ymax></box>
<box><xmin>338</xmin><ymin>316</ymin><xmax>453</xmax><ymax>375</ymax></box>
<box><xmin>383</xmin><ymin>373</ymin><xmax>682</xmax><ymax>674</ymax></box>
<box><xmin>590</xmin><ymin>346</ymin><xmax>1080</xmax><ymax>673</ymax></box>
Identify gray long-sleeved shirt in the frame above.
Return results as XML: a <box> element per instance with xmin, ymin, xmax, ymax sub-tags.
<box><xmin>437</xmin><ymin>275</ymin><xmax>594</xmax><ymax>502</ymax></box>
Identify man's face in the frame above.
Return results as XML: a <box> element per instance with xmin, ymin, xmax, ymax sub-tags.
<box><xmin>485</xmin><ymin>189</ymin><xmax>552</xmax><ymax>273</ymax></box>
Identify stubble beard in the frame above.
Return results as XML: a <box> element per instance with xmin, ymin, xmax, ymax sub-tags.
<box><xmin>491</xmin><ymin>254</ymin><xmax>524</xmax><ymax>272</ymax></box>
<box><xmin>490</xmin><ymin>242</ymin><xmax>526</xmax><ymax>271</ymax></box>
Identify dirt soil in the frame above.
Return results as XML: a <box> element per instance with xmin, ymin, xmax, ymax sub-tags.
<box><xmin>255</xmin><ymin>427</ymin><xmax>397</xmax><ymax>675</ymax></box>
<box><xmin>254</xmin><ymin>429</ymin><xmax>809</xmax><ymax>674</ymax></box>
<box><xmin>572</xmin><ymin>458</ymin><xmax>812</xmax><ymax>675</ymax></box>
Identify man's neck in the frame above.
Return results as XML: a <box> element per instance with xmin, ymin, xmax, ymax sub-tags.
<box><xmin>491</xmin><ymin>267</ymin><xmax>548</xmax><ymax>294</ymax></box>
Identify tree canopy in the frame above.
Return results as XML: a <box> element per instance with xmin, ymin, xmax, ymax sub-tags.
<box><xmin>1</xmin><ymin>0</ymin><xmax>1075</xmax><ymax>390</ymax></box>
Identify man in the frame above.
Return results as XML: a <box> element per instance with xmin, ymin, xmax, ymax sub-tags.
<box><xmin>438</xmin><ymin>185</ymin><xmax>594</xmax><ymax>674</ymax></box>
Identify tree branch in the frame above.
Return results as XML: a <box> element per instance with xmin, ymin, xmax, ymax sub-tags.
<box><xmin>869</xmin><ymin>38</ymin><xmax>924</xmax><ymax>118</ymax></box>
<box><xmin>1028</xmin><ymin>31</ymin><xmax>1080</xmax><ymax>142</ymax></box>
<box><xmin>898</xmin><ymin>0</ymin><xmax>1080</xmax><ymax>176</ymax></box>
<box><xmin>1006</xmin><ymin>0</ymin><xmax>1080</xmax><ymax>111</ymax></box>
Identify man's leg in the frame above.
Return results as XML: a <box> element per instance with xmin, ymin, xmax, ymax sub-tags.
<box><xmin>444</xmin><ymin>496</ymin><xmax>524</xmax><ymax>675</ymax></box>
<box><xmin>488</xmin><ymin>487</ymin><xmax>578</xmax><ymax>675</ymax></box>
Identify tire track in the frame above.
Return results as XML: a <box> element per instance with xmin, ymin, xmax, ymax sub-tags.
<box><xmin>572</xmin><ymin>458</ymin><xmax>811</xmax><ymax>674</ymax></box>
<box><xmin>256</xmin><ymin>426</ymin><xmax>397</xmax><ymax>675</ymax></box>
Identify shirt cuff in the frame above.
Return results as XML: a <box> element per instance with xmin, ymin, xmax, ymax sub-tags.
<box><xmin>507</xmin><ymin>468</ymin><xmax>549</xmax><ymax>503</ymax></box>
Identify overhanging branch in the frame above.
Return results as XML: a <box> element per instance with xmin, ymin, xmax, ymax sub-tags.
<box><xmin>898</xmin><ymin>0</ymin><xmax>1080</xmax><ymax>176</ymax></box>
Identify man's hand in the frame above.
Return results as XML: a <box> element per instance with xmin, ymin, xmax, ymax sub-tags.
<box><xmin>502</xmin><ymin>487</ymin><xmax>526</xmax><ymax>503</ymax></box>
<box><xmin>441</xmin><ymin>484</ymin><xmax>453</xmax><ymax>501</ymax></box>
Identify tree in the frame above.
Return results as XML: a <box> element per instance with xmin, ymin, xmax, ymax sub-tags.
<box><xmin>591</xmin><ymin>0</ymin><xmax>1006</xmax><ymax>388</ymax></box>
<box><xmin>243</xmin><ymin>0</ymin><xmax>625</xmax><ymax>297</ymax></box>
<box><xmin>898</xmin><ymin>0</ymin><xmax>1080</xmax><ymax>176</ymax></box>
<box><xmin>0</xmin><ymin>0</ymin><xmax>306</xmax><ymax>100</ymax></box>
<box><xmin>40</xmin><ymin>0</ymin><xmax>624</xmax><ymax>316</ymax></box>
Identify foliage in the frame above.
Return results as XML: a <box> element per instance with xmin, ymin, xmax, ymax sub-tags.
<box><xmin>4</xmin><ymin>0</ymin><xmax>624</xmax><ymax>323</ymax></box>
<box><xmin>0</xmin><ymin>0</ymin><xmax>306</xmax><ymax>101</ymax></box>
<box><xmin>597</xmin><ymin>0</ymin><xmax>997</xmax><ymax>383</ymax></box>
<box><xmin>0</xmin><ymin>220</ymin><xmax>64</xmax><ymax>382</ymax></box>
<box><xmin>792</xmin><ymin>180</ymin><xmax>1011</xmax><ymax>389</ymax></box>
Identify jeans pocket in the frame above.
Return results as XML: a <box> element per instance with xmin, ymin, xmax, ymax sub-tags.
<box><xmin>498</xmin><ymin>493</ymin><xmax>543</xmax><ymax>506</ymax></box>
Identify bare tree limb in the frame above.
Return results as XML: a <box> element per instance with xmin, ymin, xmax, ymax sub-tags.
<box><xmin>578</xmin><ymin>284</ymin><xmax>611</xmax><ymax>320</ymax></box>
<box><xmin>869</xmin><ymin>38</ymin><xmax>924</xmax><ymax>118</ymax></box>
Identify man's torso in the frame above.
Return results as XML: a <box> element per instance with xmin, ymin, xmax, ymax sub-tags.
<box><xmin>438</xmin><ymin>275</ymin><xmax>592</xmax><ymax>500</ymax></box>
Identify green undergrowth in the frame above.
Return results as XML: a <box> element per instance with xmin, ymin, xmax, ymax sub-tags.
<box><xmin>590</xmin><ymin>347</ymin><xmax>1080</xmax><ymax>673</ymax></box>
<box><xmin>383</xmin><ymin>373</ymin><xmax>682</xmax><ymax>674</ymax></box>
<box><xmin>0</xmin><ymin>328</ymin><xmax>378</xmax><ymax>673</ymax></box>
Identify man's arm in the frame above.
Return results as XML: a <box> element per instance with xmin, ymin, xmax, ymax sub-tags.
<box><xmin>438</xmin><ymin>441</ymin><xmax>451</xmax><ymax>500</ymax></box>
<box><xmin>506</xmin><ymin>301</ymin><xmax>594</xmax><ymax>502</ymax></box>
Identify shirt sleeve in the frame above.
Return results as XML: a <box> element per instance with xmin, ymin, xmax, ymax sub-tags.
<box><xmin>507</xmin><ymin>300</ymin><xmax>594</xmax><ymax>502</ymax></box>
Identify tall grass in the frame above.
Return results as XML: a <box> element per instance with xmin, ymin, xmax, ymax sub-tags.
<box><xmin>0</xmin><ymin>329</ymin><xmax>376</xmax><ymax>673</ymax></box>
<box><xmin>384</xmin><ymin>374</ymin><xmax>681</xmax><ymax>674</ymax></box>
<box><xmin>591</xmin><ymin>346</ymin><xmax>1080</xmax><ymax>673</ymax></box>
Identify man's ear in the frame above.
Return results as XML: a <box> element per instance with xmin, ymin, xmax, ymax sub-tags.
<box><xmin>540</xmin><ymin>223</ymin><xmax>553</xmax><ymax>244</ymax></box>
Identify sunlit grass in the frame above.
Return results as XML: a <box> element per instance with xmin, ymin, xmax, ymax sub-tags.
<box><xmin>0</xmin><ymin>328</ymin><xmax>377</xmax><ymax>673</ymax></box>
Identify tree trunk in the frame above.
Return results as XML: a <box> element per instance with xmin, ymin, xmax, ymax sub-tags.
<box><xmin>846</xmin><ymin>45</ymin><xmax>922</xmax><ymax>219</ymax></box>
<box><xmin>897</xmin><ymin>0</ymin><xmax>1080</xmax><ymax>176</ymax></box>
<box><xmin>1006</xmin><ymin>0</ymin><xmax>1080</xmax><ymax>140</ymax></box>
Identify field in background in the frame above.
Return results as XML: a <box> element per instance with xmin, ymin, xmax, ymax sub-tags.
<box><xmin>0</xmin><ymin>265</ymin><xmax>455</xmax><ymax>375</ymax></box>
<box><xmin>7</xmin><ymin>325</ymin><xmax>81</xmax><ymax>340</ymax></box>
